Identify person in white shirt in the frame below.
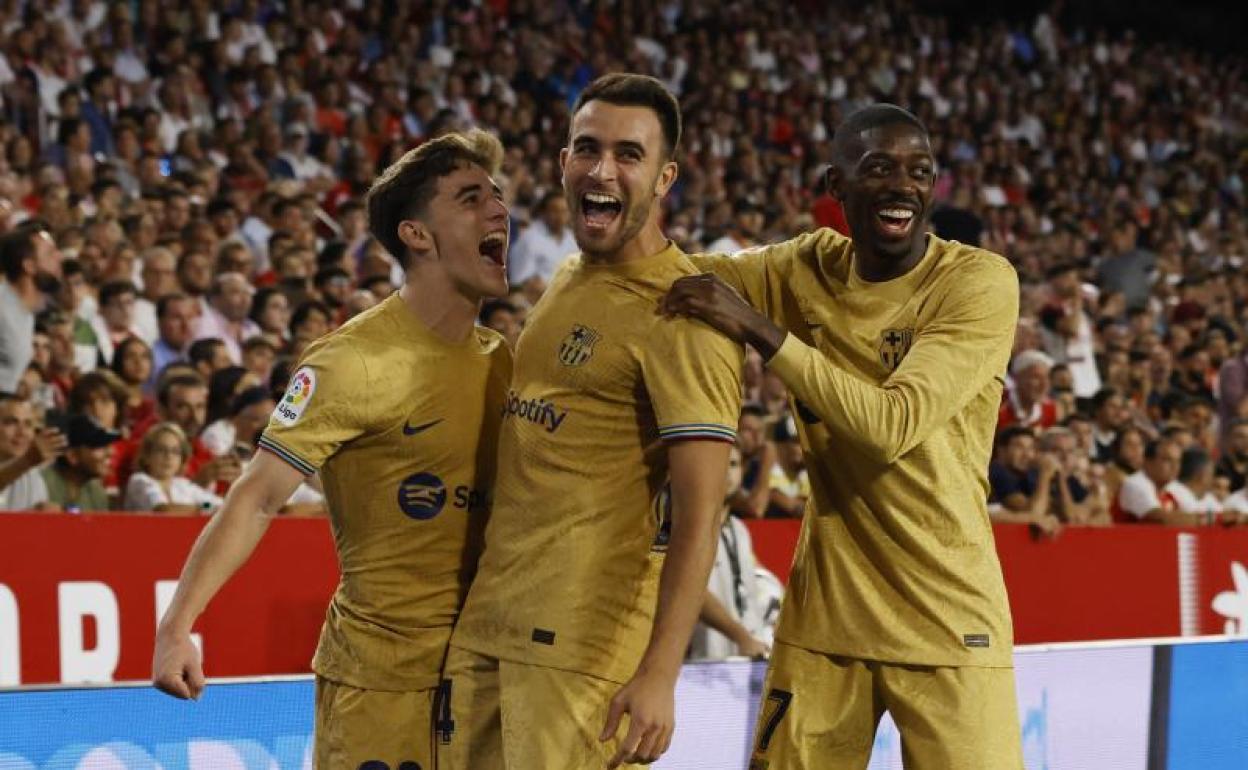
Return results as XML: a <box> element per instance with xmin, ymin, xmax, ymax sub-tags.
<box><xmin>507</xmin><ymin>191</ymin><xmax>578</xmax><ymax>287</ymax></box>
<box><xmin>132</xmin><ymin>247</ymin><xmax>181</xmax><ymax>345</ymax></box>
<box><xmin>123</xmin><ymin>422</ymin><xmax>221</xmax><ymax>513</ymax></box>
<box><xmin>1165</xmin><ymin>446</ymin><xmax>1222</xmax><ymax>523</ymax></box>
<box><xmin>90</xmin><ymin>279</ymin><xmax>143</xmax><ymax>365</ymax></box>
<box><xmin>691</xmin><ymin>444</ymin><xmax>772</xmax><ymax>660</ymax></box>
<box><xmin>1115</xmin><ymin>437</ymin><xmax>1188</xmax><ymax>525</ymax></box>
<box><xmin>706</xmin><ymin>198</ymin><xmax>765</xmax><ymax>255</ymax></box>
<box><xmin>0</xmin><ymin>222</ymin><xmax>63</xmax><ymax>393</ymax></box>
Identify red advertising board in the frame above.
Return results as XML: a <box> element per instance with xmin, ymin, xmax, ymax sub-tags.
<box><xmin>2</xmin><ymin>514</ymin><xmax>1244</xmax><ymax>685</ymax></box>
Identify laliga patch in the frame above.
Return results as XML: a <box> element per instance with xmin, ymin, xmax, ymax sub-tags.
<box><xmin>274</xmin><ymin>366</ymin><xmax>316</xmax><ymax>426</ymax></box>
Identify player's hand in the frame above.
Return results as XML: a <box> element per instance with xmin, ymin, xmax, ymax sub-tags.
<box><xmin>1031</xmin><ymin>513</ymin><xmax>1062</xmax><ymax>539</ymax></box>
<box><xmin>600</xmin><ymin>669</ymin><xmax>676</xmax><ymax>768</ymax></box>
<box><xmin>736</xmin><ymin>635</ymin><xmax>771</xmax><ymax>660</ymax></box>
<box><xmin>25</xmin><ymin>427</ymin><xmax>67</xmax><ymax>466</ymax></box>
<box><xmin>152</xmin><ymin>629</ymin><xmax>206</xmax><ymax>700</ymax></box>
<box><xmin>662</xmin><ymin>274</ymin><xmax>786</xmax><ymax>358</ymax></box>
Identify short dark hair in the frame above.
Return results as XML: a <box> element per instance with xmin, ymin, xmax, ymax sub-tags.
<box><xmin>831</xmin><ymin>103</ymin><xmax>928</xmax><ymax>166</ymax></box>
<box><xmin>99</xmin><ymin>279</ymin><xmax>137</xmax><ymax>308</ymax></box>
<box><xmin>188</xmin><ymin>338</ymin><xmax>225</xmax><ymax>368</ymax></box>
<box><xmin>571</xmin><ymin>73</ymin><xmax>682</xmax><ymax>160</ymax></box>
<box><xmin>479</xmin><ymin>299</ymin><xmax>517</xmax><ymax>326</ymax></box>
<box><xmin>157</xmin><ymin>371</ymin><xmax>207</xmax><ymax>408</ymax></box>
<box><xmin>1178</xmin><ymin>447</ymin><xmax>1211</xmax><ymax>482</ymax></box>
<box><xmin>1091</xmin><ymin>388</ymin><xmax>1120</xmax><ymax>414</ymax></box>
<box><xmin>290</xmin><ymin>299</ymin><xmax>331</xmax><ymax>336</ymax></box>
<box><xmin>996</xmin><ymin>425</ymin><xmax>1034</xmax><ymax>449</ymax></box>
<box><xmin>365</xmin><ymin>129</ymin><xmax>504</xmax><ymax>268</ymax></box>
<box><xmin>0</xmin><ymin>221</ymin><xmax>49</xmax><ymax>282</ymax></box>
<box><xmin>156</xmin><ymin>292</ymin><xmax>192</xmax><ymax>318</ymax></box>
<box><xmin>1144</xmin><ymin>437</ymin><xmax>1179</xmax><ymax>461</ymax></box>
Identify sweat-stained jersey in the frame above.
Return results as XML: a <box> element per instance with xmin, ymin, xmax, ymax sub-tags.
<box><xmin>691</xmin><ymin>230</ymin><xmax>1018</xmax><ymax>668</ymax></box>
<box><xmin>451</xmin><ymin>242</ymin><xmax>743</xmax><ymax>684</ymax></box>
<box><xmin>258</xmin><ymin>292</ymin><xmax>512</xmax><ymax>691</ymax></box>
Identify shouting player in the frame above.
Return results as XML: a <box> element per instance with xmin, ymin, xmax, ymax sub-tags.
<box><xmin>440</xmin><ymin>74</ymin><xmax>742</xmax><ymax>769</ymax></box>
<box><xmin>666</xmin><ymin>104</ymin><xmax>1025</xmax><ymax>767</ymax></box>
<box><xmin>152</xmin><ymin>129</ymin><xmax>513</xmax><ymax>769</ymax></box>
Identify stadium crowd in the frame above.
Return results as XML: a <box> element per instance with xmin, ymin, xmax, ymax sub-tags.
<box><xmin>0</xmin><ymin>0</ymin><xmax>1245</xmax><ymax>533</ymax></box>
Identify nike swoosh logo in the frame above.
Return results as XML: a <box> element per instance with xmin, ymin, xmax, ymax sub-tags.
<box><xmin>403</xmin><ymin>419</ymin><xmax>442</xmax><ymax>436</ymax></box>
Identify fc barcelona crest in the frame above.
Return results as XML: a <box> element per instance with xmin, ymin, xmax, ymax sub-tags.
<box><xmin>879</xmin><ymin>328</ymin><xmax>914</xmax><ymax>370</ymax></box>
<box><xmin>558</xmin><ymin>324</ymin><xmax>600</xmax><ymax>366</ymax></box>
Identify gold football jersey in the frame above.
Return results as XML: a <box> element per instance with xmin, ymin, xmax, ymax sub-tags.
<box><xmin>259</xmin><ymin>292</ymin><xmax>512</xmax><ymax>690</ymax></box>
<box><xmin>452</xmin><ymin>243</ymin><xmax>743</xmax><ymax>684</ymax></box>
<box><xmin>693</xmin><ymin>230</ymin><xmax>1017</xmax><ymax>668</ymax></box>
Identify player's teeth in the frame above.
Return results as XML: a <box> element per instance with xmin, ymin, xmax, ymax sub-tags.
<box><xmin>880</xmin><ymin>208</ymin><xmax>913</xmax><ymax>218</ymax></box>
<box><xmin>585</xmin><ymin>193</ymin><xmax>619</xmax><ymax>204</ymax></box>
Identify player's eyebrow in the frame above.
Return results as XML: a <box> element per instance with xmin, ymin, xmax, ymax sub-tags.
<box><xmin>454</xmin><ymin>183</ymin><xmax>484</xmax><ymax>201</ymax></box>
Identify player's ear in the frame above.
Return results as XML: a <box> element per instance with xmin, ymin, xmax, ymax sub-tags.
<box><xmin>654</xmin><ymin>159</ymin><xmax>677</xmax><ymax>197</ymax></box>
<box><xmin>398</xmin><ymin>219</ymin><xmax>433</xmax><ymax>255</ymax></box>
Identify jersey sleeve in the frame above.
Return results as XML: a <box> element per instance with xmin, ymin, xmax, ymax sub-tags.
<box><xmin>689</xmin><ymin>228</ymin><xmax>841</xmax><ymax>313</ymax></box>
<box><xmin>257</xmin><ymin>341</ymin><xmax>373</xmax><ymax>475</ymax></box>
<box><xmin>767</xmin><ymin>255</ymin><xmax>1019</xmax><ymax>465</ymax></box>
<box><xmin>640</xmin><ymin>316</ymin><xmax>743</xmax><ymax>444</ymax></box>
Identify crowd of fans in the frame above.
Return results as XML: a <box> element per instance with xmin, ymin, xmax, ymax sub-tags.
<box><xmin>0</xmin><ymin>1</ymin><xmax>1244</xmax><ymax>529</ymax></box>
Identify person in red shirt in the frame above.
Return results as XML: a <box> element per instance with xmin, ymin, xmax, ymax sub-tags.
<box><xmin>999</xmin><ymin>349</ymin><xmax>1059</xmax><ymax>432</ymax></box>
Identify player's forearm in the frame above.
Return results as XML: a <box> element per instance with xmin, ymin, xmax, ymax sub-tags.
<box><xmin>156</xmin><ymin>474</ymin><xmax>282</xmax><ymax>635</ymax></box>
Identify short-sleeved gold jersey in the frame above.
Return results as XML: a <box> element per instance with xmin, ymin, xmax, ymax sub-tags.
<box><xmin>452</xmin><ymin>243</ymin><xmax>743</xmax><ymax>684</ymax></box>
<box><xmin>259</xmin><ymin>293</ymin><xmax>512</xmax><ymax>690</ymax></box>
<box><xmin>692</xmin><ymin>230</ymin><xmax>1017</xmax><ymax>668</ymax></box>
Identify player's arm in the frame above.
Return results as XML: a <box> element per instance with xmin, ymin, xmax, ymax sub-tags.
<box><xmin>602</xmin><ymin>439</ymin><xmax>732</xmax><ymax>768</ymax></box>
<box><xmin>689</xmin><ymin>228</ymin><xmax>836</xmax><ymax>311</ymax></box>
<box><xmin>665</xmin><ymin>258</ymin><xmax>1018</xmax><ymax>465</ymax></box>
<box><xmin>152</xmin><ymin>450</ymin><xmax>304</xmax><ymax>699</ymax></box>
<box><xmin>699</xmin><ymin>590</ymin><xmax>769</xmax><ymax>658</ymax></box>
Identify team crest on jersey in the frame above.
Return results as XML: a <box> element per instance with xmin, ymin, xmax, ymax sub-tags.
<box><xmin>558</xmin><ymin>324</ymin><xmax>600</xmax><ymax>366</ymax></box>
<box><xmin>878</xmin><ymin>328</ymin><xmax>915</xmax><ymax>371</ymax></box>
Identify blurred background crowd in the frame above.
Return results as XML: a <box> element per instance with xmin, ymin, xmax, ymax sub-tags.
<box><xmin>0</xmin><ymin>0</ymin><xmax>1244</xmax><ymax>533</ymax></box>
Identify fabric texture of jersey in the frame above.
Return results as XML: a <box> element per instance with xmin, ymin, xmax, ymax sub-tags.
<box><xmin>452</xmin><ymin>242</ymin><xmax>743</xmax><ymax>684</ymax></box>
<box><xmin>693</xmin><ymin>230</ymin><xmax>1018</xmax><ymax>668</ymax></box>
<box><xmin>259</xmin><ymin>292</ymin><xmax>512</xmax><ymax>691</ymax></box>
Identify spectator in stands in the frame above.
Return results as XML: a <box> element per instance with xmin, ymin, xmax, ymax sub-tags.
<box><xmin>133</xmin><ymin>247</ymin><xmax>180</xmax><ymax>343</ymax></box>
<box><xmin>41</xmin><ymin>414</ymin><xmax>117</xmax><ymax>512</ymax></box>
<box><xmin>692</xmin><ymin>443</ymin><xmax>771</xmax><ymax>660</ymax></box>
<box><xmin>1039</xmin><ymin>262</ymin><xmax>1100</xmax><ymax>399</ymax></box>
<box><xmin>507</xmin><ymin>190</ymin><xmax>577</xmax><ymax>289</ymax></box>
<box><xmin>1090</xmin><ymin>388</ymin><xmax>1129</xmax><ymax>462</ymax></box>
<box><xmin>187</xmin><ymin>339</ymin><xmax>232</xmax><ymax>382</ymax></box>
<box><xmin>706</xmin><ymin>198</ymin><xmax>767</xmax><ymax>255</ymax></box>
<box><xmin>987</xmin><ymin>426</ymin><xmax>1063</xmax><ymax>535</ymax></box>
<box><xmin>480</xmin><ymin>299</ymin><xmax>522</xmax><ymax>350</ymax></box>
<box><xmin>240</xmin><ymin>336</ymin><xmax>278</xmax><ymax>385</ymax></box>
<box><xmin>766</xmin><ymin>415</ymin><xmax>808</xmax><ymax>518</ymax></box>
<box><xmin>1037</xmin><ymin>426</ymin><xmax>1110</xmax><ymax>526</ymax></box>
<box><xmin>1114</xmin><ymin>438</ymin><xmax>1185</xmax><ymax>525</ymax></box>
<box><xmin>1216</xmin><ymin>418</ymin><xmax>1248</xmax><ymax>494</ymax></box>
<box><xmin>249</xmin><ymin>287</ymin><xmax>292</xmax><ymax>343</ymax></box>
<box><xmin>201</xmin><ymin>367</ymin><xmax>262</xmax><ymax>454</ymax></box>
<box><xmin>999</xmin><ymin>349</ymin><xmax>1058</xmax><ymax>432</ymax></box>
<box><xmin>1167</xmin><ymin>447</ymin><xmax>1221</xmax><ymax>522</ymax></box>
<box><xmin>0</xmin><ymin>222</ymin><xmax>62</xmax><ymax>393</ymax></box>
<box><xmin>123</xmin><ymin>422</ymin><xmax>222</xmax><ymax>514</ymax></box>
<box><xmin>0</xmin><ymin>393</ymin><xmax>63</xmax><ymax>511</ymax></box>
<box><xmin>289</xmin><ymin>299</ymin><xmax>332</xmax><ymax>356</ymax></box>
<box><xmin>90</xmin><ymin>280</ymin><xmax>141</xmax><ymax>366</ymax></box>
<box><xmin>150</xmin><ymin>293</ymin><xmax>197</xmax><ymax>390</ymax></box>
<box><xmin>1104</xmin><ymin>426</ymin><xmax>1147</xmax><ymax>508</ymax></box>
<box><xmin>728</xmin><ymin>403</ymin><xmax>775</xmax><ymax>519</ymax></box>
<box><xmin>110</xmin><ymin>337</ymin><xmax>156</xmax><ymax>429</ymax></box>
<box><xmin>193</xmin><ymin>272</ymin><xmax>259</xmax><ymax>363</ymax></box>
<box><xmin>67</xmin><ymin>369</ymin><xmax>128</xmax><ymax>438</ymax></box>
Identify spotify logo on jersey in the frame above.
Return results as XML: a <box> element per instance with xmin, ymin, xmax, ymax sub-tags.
<box><xmin>397</xmin><ymin>472</ymin><xmax>447</xmax><ymax>520</ymax></box>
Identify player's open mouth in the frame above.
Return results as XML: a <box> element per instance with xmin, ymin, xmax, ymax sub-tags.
<box><xmin>875</xmin><ymin>206</ymin><xmax>916</xmax><ymax>238</ymax></box>
<box><xmin>479</xmin><ymin>230</ymin><xmax>507</xmax><ymax>266</ymax></box>
<box><xmin>580</xmin><ymin>191</ymin><xmax>622</xmax><ymax>231</ymax></box>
